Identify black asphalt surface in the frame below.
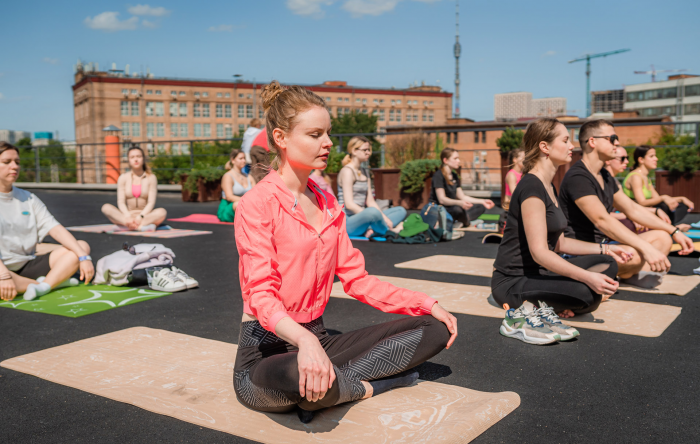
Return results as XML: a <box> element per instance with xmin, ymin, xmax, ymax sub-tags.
<box><xmin>2</xmin><ymin>190</ymin><xmax>699</xmax><ymax>443</ymax></box>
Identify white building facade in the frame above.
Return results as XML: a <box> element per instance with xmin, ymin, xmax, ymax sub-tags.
<box><xmin>624</xmin><ymin>75</ymin><xmax>700</xmax><ymax>135</ymax></box>
<box><xmin>494</xmin><ymin>92</ymin><xmax>532</xmax><ymax>121</ymax></box>
<box><xmin>532</xmin><ymin>97</ymin><xmax>567</xmax><ymax>118</ymax></box>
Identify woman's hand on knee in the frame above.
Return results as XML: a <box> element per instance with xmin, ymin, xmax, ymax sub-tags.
<box><xmin>0</xmin><ymin>278</ymin><xmax>18</xmax><ymax>301</ymax></box>
<box><xmin>297</xmin><ymin>335</ymin><xmax>336</xmax><ymax>403</ymax></box>
<box><xmin>584</xmin><ymin>272</ymin><xmax>618</xmax><ymax>298</ymax></box>
<box><xmin>79</xmin><ymin>260</ymin><xmax>94</xmax><ymax>284</ymax></box>
<box><xmin>431</xmin><ymin>303</ymin><xmax>458</xmax><ymax>349</ymax></box>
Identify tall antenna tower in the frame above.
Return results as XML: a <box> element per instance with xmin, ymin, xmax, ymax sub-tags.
<box><xmin>453</xmin><ymin>0</ymin><xmax>461</xmax><ymax>118</ymax></box>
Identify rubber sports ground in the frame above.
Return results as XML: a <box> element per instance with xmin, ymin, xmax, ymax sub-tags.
<box><xmin>2</xmin><ymin>189</ymin><xmax>699</xmax><ymax>443</ymax></box>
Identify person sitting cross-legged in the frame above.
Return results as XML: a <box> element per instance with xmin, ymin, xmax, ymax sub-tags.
<box><xmin>492</xmin><ymin>119</ymin><xmax>632</xmax><ymax>345</ymax></box>
<box><xmin>559</xmin><ymin>120</ymin><xmax>694</xmax><ymax>289</ymax></box>
<box><xmin>0</xmin><ymin>142</ymin><xmax>95</xmax><ymax>302</ymax></box>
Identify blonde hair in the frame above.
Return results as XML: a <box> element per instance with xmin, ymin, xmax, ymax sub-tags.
<box><xmin>260</xmin><ymin>80</ymin><xmax>327</xmax><ymax>170</ymax></box>
<box><xmin>342</xmin><ymin>136</ymin><xmax>371</xmax><ymax>167</ymax></box>
<box><xmin>521</xmin><ymin>118</ymin><xmax>561</xmax><ymax>174</ymax></box>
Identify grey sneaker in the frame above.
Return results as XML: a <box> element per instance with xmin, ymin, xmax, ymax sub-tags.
<box><xmin>536</xmin><ymin>301</ymin><xmax>580</xmax><ymax>341</ymax></box>
<box><xmin>500</xmin><ymin>301</ymin><xmax>561</xmax><ymax>345</ymax></box>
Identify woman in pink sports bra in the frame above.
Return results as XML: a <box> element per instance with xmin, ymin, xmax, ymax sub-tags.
<box><xmin>101</xmin><ymin>146</ymin><xmax>167</xmax><ymax>231</ymax></box>
<box><xmin>503</xmin><ymin>148</ymin><xmax>524</xmax><ymax>211</ymax></box>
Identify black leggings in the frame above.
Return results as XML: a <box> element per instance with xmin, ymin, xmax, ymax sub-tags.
<box><xmin>491</xmin><ymin>255</ymin><xmax>617</xmax><ymax>314</ymax></box>
<box><xmin>656</xmin><ymin>202</ymin><xmax>689</xmax><ymax>226</ymax></box>
<box><xmin>445</xmin><ymin>203</ymin><xmax>486</xmax><ymax>226</ymax></box>
<box><xmin>233</xmin><ymin>315</ymin><xmax>450</xmax><ymax>413</ymax></box>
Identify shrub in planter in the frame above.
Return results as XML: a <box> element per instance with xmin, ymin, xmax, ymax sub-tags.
<box><xmin>658</xmin><ymin>145</ymin><xmax>700</xmax><ymax>174</ymax></box>
<box><xmin>495</xmin><ymin>127</ymin><xmax>524</xmax><ymax>155</ymax></box>
<box><xmin>399</xmin><ymin>159</ymin><xmax>441</xmax><ymax>193</ymax></box>
<box><xmin>176</xmin><ymin>167</ymin><xmax>225</xmax><ymax>202</ymax></box>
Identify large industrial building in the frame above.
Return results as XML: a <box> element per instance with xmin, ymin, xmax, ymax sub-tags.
<box><xmin>494</xmin><ymin>92</ymin><xmax>566</xmax><ymax>121</ymax></box>
<box><xmin>0</xmin><ymin>130</ymin><xmax>31</xmax><ymax>145</ymax></box>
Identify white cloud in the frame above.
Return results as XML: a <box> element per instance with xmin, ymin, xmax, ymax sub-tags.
<box><xmin>127</xmin><ymin>4</ymin><xmax>171</xmax><ymax>16</ymax></box>
<box><xmin>142</xmin><ymin>19</ymin><xmax>158</xmax><ymax>28</ymax></box>
<box><xmin>42</xmin><ymin>57</ymin><xmax>60</xmax><ymax>65</ymax></box>
<box><xmin>542</xmin><ymin>50</ymin><xmax>557</xmax><ymax>57</ymax></box>
<box><xmin>208</xmin><ymin>24</ymin><xmax>233</xmax><ymax>32</ymax></box>
<box><xmin>287</xmin><ymin>0</ymin><xmax>336</xmax><ymax>18</ymax></box>
<box><xmin>84</xmin><ymin>12</ymin><xmax>139</xmax><ymax>31</ymax></box>
<box><xmin>342</xmin><ymin>0</ymin><xmax>399</xmax><ymax>17</ymax></box>
<box><xmin>287</xmin><ymin>0</ymin><xmax>437</xmax><ymax>18</ymax></box>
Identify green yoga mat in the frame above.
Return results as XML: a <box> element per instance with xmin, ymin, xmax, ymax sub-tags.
<box><xmin>0</xmin><ymin>285</ymin><xmax>171</xmax><ymax>318</ymax></box>
<box><xmin>477</xmin><ymin>214</ymin><xmax>500</xmax><ymax>221</ymax></box>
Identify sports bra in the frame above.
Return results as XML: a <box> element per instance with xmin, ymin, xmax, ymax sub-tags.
<box><xmin>622</xmin><ymin>171</ymin><xmax>653</xmax><ymax>200</ymax></box>
<box><xmin>231</xmin><ymin>172</ymin><xmax>253</xmax><ymax>197</ymax></box>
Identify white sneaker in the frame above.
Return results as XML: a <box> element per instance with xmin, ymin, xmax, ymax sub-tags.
<box><xmin>171</xmin><ymin>266</ymin><xmax>199</xmax><ymax>289</ymax></box>
<box><xmin>149</xmin><ymin>269</ymin><xmax>187</xmax><ymax>292</ymax></box>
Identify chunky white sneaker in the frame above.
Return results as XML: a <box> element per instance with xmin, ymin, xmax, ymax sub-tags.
<box><xmin>536</xmin><ymin>301</ymin><xmax>580</xmax><ymax>341</ymax></box>
<box><xmin>500</xmin><ymin>301</ymin><xmax>561</xmax><ymax>345</ymax></box>
<box><xmin>149</xmin><ymin>269</ymin><xmax>187</xmax><ymax>292</ymax></box>
<box><xmin>171</xmin><ymin>266</ymin><xmax>199</xmax><ymax>289</ymax></box>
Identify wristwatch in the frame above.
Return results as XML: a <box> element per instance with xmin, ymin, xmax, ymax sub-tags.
<box><xmin>79</xmin><ymin>255</ymin><xmax>92</xmax><ymax>262</ymax></box>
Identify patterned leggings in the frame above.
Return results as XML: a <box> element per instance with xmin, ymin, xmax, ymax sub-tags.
<box><xmin>233</xmin><ymin>315</ymin><xmax>450</xmax><ymax>413</ymax></box>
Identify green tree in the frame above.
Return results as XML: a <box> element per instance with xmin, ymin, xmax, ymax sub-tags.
<box><xmin>656</xmin><ymin>127</ymin><xmax>695</xmax><ymax>146</ymax></box>
<box><xmin>16</xmin><ymin>139</ymin><xmax>77</xmax><ymax>183</ymax></box>
<box><xmin>330</xmin><ymin>111</ymin><xmax>381</xmax><ymax>169</ymax></box>
<box><xmin>495</xmin><ymin>127</ymin><xmax>524</xmax><ymax>154</ymax></box>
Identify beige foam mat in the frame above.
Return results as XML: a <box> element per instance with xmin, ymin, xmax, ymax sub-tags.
<box><xmin>0</xmin><ymin>327</ymin><xmax>520</xmax><ymax>444</ymax></box>
<box><xmin>332</xmin><ymin>276</ymin><xmax>681</xmax><ymax>337</ymax></box>
<box><xmin>670</xmin><ymin>242</ymin><xmax>700</xmax><ymax>252</ymax></box>
<box><xmin>395</xmin><ymin>255</ymin><xmax>700</xmax><ymax>296</ymax></box>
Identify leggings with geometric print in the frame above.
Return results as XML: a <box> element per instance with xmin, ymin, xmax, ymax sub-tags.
<box><xmin>233</xmin><ymin>315</ymin><xmax>451</xmax><ymax>413</ymax></box>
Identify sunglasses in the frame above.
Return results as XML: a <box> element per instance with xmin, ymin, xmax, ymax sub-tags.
<box><xmin>616</xmin><ymin>155</ymin><xmax>629</xmax><ymax>162</ymax></box>
<box><xmin>591</xmin><ymin>134</ymin><xmax>619</xmax><ymax>144</ymax></box>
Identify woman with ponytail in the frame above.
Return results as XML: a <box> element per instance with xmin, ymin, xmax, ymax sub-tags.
<box><xmin>232</xmin><ymin>81</ymin><xmax>456</xmax><ymax>423</ymax></box>
<box><xmin>492</xmin><ymin>118</ymin><xmax>631</xmax><ymax>345</ymax></box>
<box><xmin>428</xmin><ymin>147</ymin><xmax>494</xmax><ymax>227</ymax></box>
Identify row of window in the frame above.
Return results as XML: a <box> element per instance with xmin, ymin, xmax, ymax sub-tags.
<box><xmin>122</xmin><ymin>101</ymin><xmax>251</xmax><ymax>119</ymax></box>
<box><xmin>121</xmin><ymin>89</ymin><xmax>236</xmax><ymax>99</ymax></box>
<box><xmin>626</xmin><ymin>84</ymin><xmax>700</xmax><ymax>102</ymax></box>
<box><xmin>122</xmin><ymin>122</ymin><xmax>238</xmax><ymax>139</ymax></box>
<box><xmin>636</xmin><ymin>103</ymin><xmax>700</xmax><ymax>117</ymax></box>
<box><xmin>326</xmin><ymin>97</ymin><xmax>434</xmax><ymax>106</ymax></box>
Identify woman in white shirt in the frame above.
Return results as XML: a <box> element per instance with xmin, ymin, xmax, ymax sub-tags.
<box><xmin>0</xmin><ymin>142</ymin><xmax>94</xmax><ymax>301</ymax></box>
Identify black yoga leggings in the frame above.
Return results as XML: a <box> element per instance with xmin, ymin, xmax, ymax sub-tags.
<box><xmin>444</xmin><ymin>203</ymin><xmax>486</xmax><ymax>226</ymax></box>
<box><xmin>656</xmin><ymin>202</ymin><xmax>689</xmax><ymax>226</ymax></box>
<box><xmin>491</xmin><ymin>255</ymin><xmax>618</xmax><ymax>314</ymax></box>
<box><xmin>233</xmin><ymin>315</ymin><xmax>450</xmax><ymax>413</ymax></box>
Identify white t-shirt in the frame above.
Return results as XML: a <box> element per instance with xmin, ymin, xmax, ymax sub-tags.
<box><xmin>0</xmin><ymin>187</ymin><xmax>60</xmax><ymax>271</ymax></box>
<box><xmin>241</xmin><ymin>126</ymin><xmax>263</xmax><ymax>155</ymax></box>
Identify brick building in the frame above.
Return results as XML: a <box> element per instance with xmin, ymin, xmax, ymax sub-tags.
<box><xmin>72</xmin><ymin>67</ymin><xmax>452</xmax><ymax>182</ymax></box>
<box><xmin>386</xmin><ymin>113</ymin><xmax>673</xmax><ymax>191</ymax></box>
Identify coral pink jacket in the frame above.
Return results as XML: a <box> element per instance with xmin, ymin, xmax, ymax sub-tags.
<box><xmin>234</xmin><ymin>170</ymin><xmax>437</xmax><ymax>333</ymax></box>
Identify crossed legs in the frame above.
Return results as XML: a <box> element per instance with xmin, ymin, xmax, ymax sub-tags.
<box><xmin>9</xmin><ymin>240</ymin><xmax>90</xmax><ymax>295</ymax></box>
<box><xmin>615</xmin><ymin>230</ymin><xmax>673</xmax><ymax>279</ymax></box>
<box><xmin>101</xmin><ymin>204</ymin><xmax>167</xmax><ymax>230</ymax></box>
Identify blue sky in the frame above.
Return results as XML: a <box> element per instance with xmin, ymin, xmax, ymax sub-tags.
<box><xmin>1</xmin><ymin>0</ymin><xmax>698</xmax><ymax>140</ymax></box>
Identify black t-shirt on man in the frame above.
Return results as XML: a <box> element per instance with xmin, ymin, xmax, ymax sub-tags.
<box><xmin>559</xmin><ymin>160</ymin><xmax>619</xmax><ymax>243</ymax></box>
<box><xmin>429</xmin><ymin>169</ymin><xmax>460</xmax><ymax>204</ymax></box>
<box><xmin>494</xmin><ymin>174</ymin><xmax>569</xmax><ymax>276</ymax></box>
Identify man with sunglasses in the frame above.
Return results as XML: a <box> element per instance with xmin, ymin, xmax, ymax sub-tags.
<box><xmin>559</xmin><ymin>120</ymin><xmax>693</xmax><ymax>288</ymax></box>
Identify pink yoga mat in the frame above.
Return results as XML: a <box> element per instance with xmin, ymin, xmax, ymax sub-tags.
<box><xmin>168</xmin><ymin>214</ymin><xmax>234</xmax><ymax>225</ymax></box>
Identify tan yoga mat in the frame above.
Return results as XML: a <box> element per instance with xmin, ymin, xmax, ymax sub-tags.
<box><xmin>395</xmin><ymin>255</ymin><xmax>700</xmax><ymax>296</ymax></box>
<box><xmin>670</xmin><ymin>242</ymin><xmax>700</xmax><ymax>252</ymax></box>
<box><xmin>332</xmin><ymin>276</ymin><xmax>681</xmax><ymax>337</ymax></box>
<box><xmin>0</xmin><ymin>327</ymin><xmax>520</xmax><ymax>444</ymax></box>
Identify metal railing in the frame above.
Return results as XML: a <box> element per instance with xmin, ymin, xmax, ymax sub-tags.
<box><xmin>10</xmin><ymin>120</ymin><xmax>699</xmax><ymax>189</ymax></box>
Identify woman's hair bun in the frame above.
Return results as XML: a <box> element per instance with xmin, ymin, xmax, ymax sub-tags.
<box><xmin>261</xmin><ymin>81</ymin><xmax>286</xmax><ymax>112</ymax></box>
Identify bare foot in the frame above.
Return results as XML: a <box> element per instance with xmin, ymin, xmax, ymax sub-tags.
<box><xmin>389</xmin><ymin>221</ymin><xmax>404</xmax><ymax>234</ymax></box>
<box><xmin>364</xmin><ymin>228</ymin><xmax>374</xmax><ymax>238</ymax></box>
<box><xmin>677</xmin><ymin>224</ymin><xmax>691</xmax><ymax>232</ymax></box>
<box><xmin>557</xmin><ymin>309</ymin><xmax>575</xmax><ymax>319</ymax></box>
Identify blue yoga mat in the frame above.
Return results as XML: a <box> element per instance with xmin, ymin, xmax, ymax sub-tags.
<box><xmin>686</xmin><ymin>230</ymin><xmax>700</xmax><ymax>240</ymax></box>
<box><xmin>349</xmin><ymin>236</ymin><xmax>369</xmax><ymax>241</ymax></box>
<box><xmin>691</xmin><ymin>221</ymin><xmax>700</xmax><ymax>229</ymax></box>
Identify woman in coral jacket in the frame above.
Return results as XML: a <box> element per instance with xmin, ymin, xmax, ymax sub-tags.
<box><xmin>233</xmin><ymin>81</ymin><xmax>458</xmax><ymax>424</ymax></box>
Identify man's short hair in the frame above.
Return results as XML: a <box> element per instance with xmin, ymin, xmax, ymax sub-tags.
<box><xmin>579</xmin><ymin>119</ymin><xmax>614</xmax><ymax>150</ymax></box>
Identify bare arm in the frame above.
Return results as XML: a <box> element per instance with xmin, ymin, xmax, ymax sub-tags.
<box><xmin>575</xmin><ymin>195</ymin><xmax>672</xmax><ymax>270</ymax></box>
<box><xmin>629</xmin><ymin>174</ymin><xmax>665</xmax><ymax>207</ymax></box>
<box><xmin>437</xmin><ymin>188</ymin><xmax>467</xmax><ymax>207</ymax></box>
<box><xmin>614</xmin><ymin>190</ymin><xmax>694</xmax><ymax>255</ymax></box>
<box><xmin>140</xmin><ymin>175</ymin><xmax>157</xmax><ymax>216</ymax></box>
<box><xmin>505</xmin><ymin>172</ymin><xmax>518</xmax><ymax>196</ymax></box>
<box><xmin>521</xmin><ymin>198</ymin><xmax>618</xmax><ymax>295</ymax></box>
<box><xmin>221</xmin><ymin>173</ymin><xmax>242</xmax><ymax>204</ymax></box>
<box><xmin>274</xmin><ymin>316</ymin><xmax>336</xmax><ymax>402</ymax></box>
<box><xmin>116</xmin><ymin>175</ymin><xmax>130</xmax><ymax>215</ymax></box>
<box><xmin>338</xmin><ymin>168</ymin><xmax>364</xmax><ymax>214</ymax></box>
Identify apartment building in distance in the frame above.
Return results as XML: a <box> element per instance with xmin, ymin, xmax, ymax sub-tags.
<box><xmin>494</xmin><ymin>92</ymin><xmax>566</xmax><ymax>121</ymax></box>
<box><xmin>624</xmin><ymin>74</ymin><xmax>700</xmax><ymax>135</ymax></box>
<box><xmin>72</xmin><ymin>65</ymin><xmax>452</xmax><ymax>175</ymax></box>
